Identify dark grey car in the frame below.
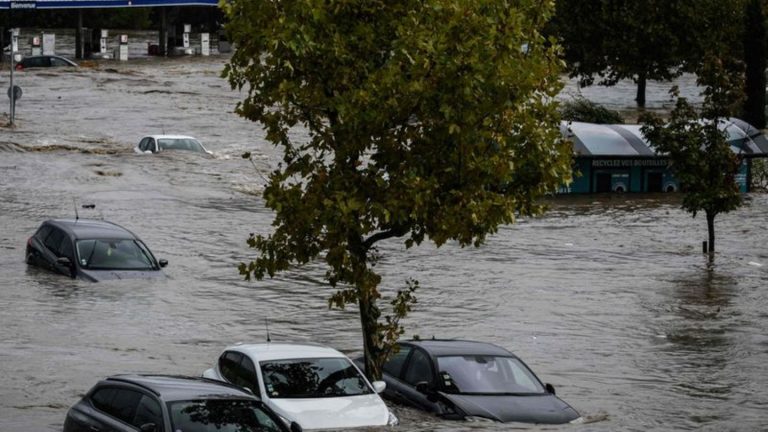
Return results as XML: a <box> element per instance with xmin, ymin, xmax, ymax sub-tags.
<box><xmin>63</xmin><ymin>375</ymin><xmax>296</xmax><ymax>432</ymax></box>
<box><xmin>25</xmin><ymin>219</ymin><xmax>167</xmax><ymax>281</ymax></box>
<box><xmin>373</xmin><ymin>339</ymin><xmax>581</xmax><ymax>424</ymax></box>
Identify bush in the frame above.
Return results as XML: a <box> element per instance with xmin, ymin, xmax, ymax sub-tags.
<box><xmin>560</xmin><ymin>97</ymin><xmax>624</xmax><ymax>124</ymax></box>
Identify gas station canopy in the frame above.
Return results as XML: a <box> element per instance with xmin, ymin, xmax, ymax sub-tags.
<box><xmin>1</xmin><ymin>0</ymin><xmax>217</xmax><ymax>8</ymax></box>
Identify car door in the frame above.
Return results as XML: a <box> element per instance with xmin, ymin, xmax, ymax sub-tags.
<box><xmin>401</xmin><ymin>347</ymin><xmax>439</xmax><ymax>411</ymax></box>
<box><xmin>41</xmin><ymin>227</ymin><xmax>71</xmax><ymax>275</ymax></box>
<box><xmin>148</xmin><ymin>138</ymin><xmax>157</xmax><ymax>153</ymax></box>
<box><xmin>381</xmin><ymin>344</ymin><xmax>412</xmax><ymax>404</ymax></box>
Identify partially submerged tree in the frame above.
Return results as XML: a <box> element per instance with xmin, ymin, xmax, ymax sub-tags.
<box><xmin>223</xmin><ymin>0</ymin><xmax>572</xmax><ymax>379</ymax></box>
<box><xmin>641</xmin><ymin>58</ymin><xmax>745</xmax><ymax>254</ymax></box>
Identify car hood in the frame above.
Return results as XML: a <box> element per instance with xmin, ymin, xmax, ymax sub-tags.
<box><xmin>438</xmin><ymin>392</ymin><xmax>580</xmax><ymax>424</ymax></box>
<box><xmin>268</xmin><ymin>394</ymin><xmax>389</xmax><ymax>430</ymax></box>
<box><xmin>78</xmin><ymin>268</ymin><xmax>165</xmax><ymax>281</ymax></box>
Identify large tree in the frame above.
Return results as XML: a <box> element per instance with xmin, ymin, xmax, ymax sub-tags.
<box><xmin>742</xmin><ymin>0</ymin><xmax>767</xmax><ymax>129</ymax></box>
<box><xmin>223</xmin><ymin>0</ymin><xmax>572</xmax><ymax>379</ymax></box>
<box><xmin>553</xmin><ymin>0</ymin><xmax>691</xmax><ymax>107</ymax></box>
<box><xmin>641</xmin><ymin>58</ymin><xmax>745</xmax><ymax>254</ymax></box>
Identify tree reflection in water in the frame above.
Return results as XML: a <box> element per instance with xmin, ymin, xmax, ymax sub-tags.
<box><xmin>171</xmin><ymin>399</ymin><xmax>284</xmax><ymax>432</ymax></box>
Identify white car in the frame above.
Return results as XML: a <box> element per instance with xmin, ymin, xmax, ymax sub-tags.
<box><xmin>202</xmin><ymin>343</ymin><xmax>398</xmax><ymax>430</ymax></box>
<box><xmin>134</xmin><ymin>134</ymin><xmax>213</xmax><ymax>155</ymax></box>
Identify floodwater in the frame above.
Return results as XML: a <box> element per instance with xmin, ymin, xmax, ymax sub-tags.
<box><xmin>1</xmin><ymin>49</ymin><xmax>767</xmax><ymax>432</ymax></box>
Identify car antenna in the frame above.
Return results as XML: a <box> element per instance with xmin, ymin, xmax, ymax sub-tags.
<box><xmin>73</xmin><ymin>198</ymin><xmax>80</xmax><ymax>221</ymax></box>
<box><xmin>265</xmin><ymin>318</ymin><xmax>271</xmax><ymax>343</ymax></box>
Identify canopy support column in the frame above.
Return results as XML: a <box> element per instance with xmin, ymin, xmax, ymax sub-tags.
<box><xmin>75</xmin><ymin>8</ymin><xmax>83</xmax><ymax>59</ymax></box>
<box><xmin>159</xmin><ymin>7</ymin><xmax>167</xmax><ymax>56</ymax></box>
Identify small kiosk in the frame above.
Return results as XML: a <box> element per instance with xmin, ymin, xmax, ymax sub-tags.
<box><xmin>560</xmin><ymin>118</ymin><xmax>768</xmax><ymax>194</ymax></box>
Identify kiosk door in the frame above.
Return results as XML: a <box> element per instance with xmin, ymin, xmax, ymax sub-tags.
<box><xmin>595</xmin><ymin>173</ymin><xmax>612</xmax><ymax>193</ymax></box>
<box><xmin>647</xmin><ymin>172</ymin><xmax>663</xmax><ymax>192</ymax></box>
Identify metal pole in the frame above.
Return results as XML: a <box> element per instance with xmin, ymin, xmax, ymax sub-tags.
<box><xmin>9</xmin><ymin>26</ymin><xmax>15</xmax><ymax>126</ymax></box>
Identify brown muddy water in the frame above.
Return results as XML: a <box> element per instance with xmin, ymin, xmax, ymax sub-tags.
<box><xmin>1</xmin><ymin>53</ymin><xmax>767</xmax><ymax>432</ymax></box>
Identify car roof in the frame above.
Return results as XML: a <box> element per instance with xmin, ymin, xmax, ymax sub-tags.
<box><xmin>44</xmin><ymin>218</ymin><xmax>137</xmax><ymax>240</ymax></box>
<box><xmin>104</xmin><ymin>375</ymin><xmax>256</xmax><ymax>402</ymax></box>
<box><xmin>144</xmin><ymin>135</ymin><xmax>198</xmax><ymax>140</ymax></box>
<box><xmin>402</xmin><ymin>339</ymin><xmax>515</xmax><ymax>357</ymax></box>
<box><xmin>226</xmin><ymin>342</ymin><xmax>348</xmax><ymax>362</ymax></box>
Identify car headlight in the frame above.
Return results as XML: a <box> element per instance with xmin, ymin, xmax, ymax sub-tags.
<box><xmin>569</xmin><ymin>416</ymin><xmax>585</xmax><ymax>425</ymax></box>
<box><xmin>387</xmin><ymin>410</ymin><xmax>399</xmax><ymax>426</ymax></box>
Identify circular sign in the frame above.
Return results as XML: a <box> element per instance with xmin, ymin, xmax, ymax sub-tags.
<box><xmin>7</xmin><ymin>85</ymin><xmax>22</xmax><ymax>100</ymax></box>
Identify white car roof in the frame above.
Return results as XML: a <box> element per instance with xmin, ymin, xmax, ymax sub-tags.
<box><xmin>144</xmin><ymin>135</ymin><xmax>198</xmax><ymax>140</ymax></box>
<box><xmin>226</xmin><ymin>343</ymin><xmax>349</xmax><ymax>362</ymax></box>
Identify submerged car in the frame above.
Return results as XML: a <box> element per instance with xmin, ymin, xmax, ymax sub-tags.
<box><xmin>25</xmin><ymin>219</ymin><xmax>167</xmax><ymax>282</ymax></box>
<box><xmin>63</xmin><ymin>374</ymin><xmax>297</xmax><ymax>432</ymax></box>
<box><xmin>203</xmin><ymin>343</ymin><xmax>397</xmax><ymax>430</ymax></box>
<box><xmin>15</xmin><ymin>54</ymin><xmax>78</xmax><ymax>70</ymax></box>
<box><xmin>135</xmin><ymin>135</ymin><xmax>213</xmax><ymax>155</ymax></box>
<box><xmin>373</xmin><ymin>339</ymin><xmax>580</xmax><ymax>424</ymax></box>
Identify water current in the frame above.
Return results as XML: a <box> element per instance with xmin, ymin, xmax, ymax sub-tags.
<box><xmin>1</xmin><ymin>36</ymin><xmax>767</xmax><ymax>432</ymax></box>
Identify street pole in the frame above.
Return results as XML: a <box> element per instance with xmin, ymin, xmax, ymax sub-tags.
<box><xmin>9</xmin><ymin>27</ymin><xmax>16</xmax><ymax>126</ymax></box>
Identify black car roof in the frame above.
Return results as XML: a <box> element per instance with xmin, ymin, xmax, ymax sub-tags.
<box><xmin>104</xmin><ymin>375</ymin><xmax>256</xmax><ymax>402</ymax></box>
<box><xmin>403</xmin><ymin>339</ymin><xmax>515</xmax><ymax>357</ymax></box>
<box><xmin>45</xmin><ymin>219</ymin><xmax>137</xmax><ymax>241</ymax></box>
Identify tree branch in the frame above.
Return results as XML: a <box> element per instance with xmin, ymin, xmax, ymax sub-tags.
<box><xmin>362</xmin><ymin>225</ymin><xmax>409</xmax><ymax>250</ymax></box>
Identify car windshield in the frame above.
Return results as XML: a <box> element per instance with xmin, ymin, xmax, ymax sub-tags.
<box><xmin>76</xmin><ymin>239</ymin><xmax>156</xmax><ymax>270</ymax></box>
<box><xmin>157</xmin><ymin>138</ymin><xmax>205</xmax><ymax>152</ymax></box>
<box><xmin>260</xmin><ymin>357</ymin><xmax>372</xmax><ymax>398</ymax></box>
<box><xmin>436</xmin><ymin>355</ymin><xmax>546</xmax><ymax>395</ymax></box>
<box><xmin>168</xmin><ymin>399</ymin><xmax>284</xmax><ymax>432</ymax></box>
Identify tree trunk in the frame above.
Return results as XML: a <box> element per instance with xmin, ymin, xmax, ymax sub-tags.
<box><xmin>358</xmin><ymin>289</ymin><xmax>382</xmax><ymax>381</ymax></box>
<box><xmin>636</xmin><ymin>72</ymin><xmax>647</xmax><ymax>107</ymax></box>
<box><xmin>742</xmin><ymin>0</ymin><xmax>767</xmax><ymax>128</ymax></box>
<box><xmin>706</xmin><ymin>211</ymin><xmax>716</xmax><ymax>253</ymax></box>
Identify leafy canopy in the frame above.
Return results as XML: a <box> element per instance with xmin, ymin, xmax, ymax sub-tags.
<box><xmin>223</xmin><ymin>0</ymin><xmax>571</xmax><ymax>377</ymax></box>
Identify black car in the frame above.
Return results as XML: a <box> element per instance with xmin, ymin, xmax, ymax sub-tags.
<box><xmin>15</xmin><ymin>54</ymin><xmax>78</xmax><ymax>70</ymax></box>
<box><xmin>63</xmin><ymin>374</ymin><xmax>300</xmax><ymax>432</ymax></box>
<box><xmin>373</xmin><ymin>339</ymin><xmax>581</xmax><ymax>424</ymax></box>
<box><xmin>26</xmin><ymin>219</ymin><xmax>167</xmax><ymax>281</ymax></box>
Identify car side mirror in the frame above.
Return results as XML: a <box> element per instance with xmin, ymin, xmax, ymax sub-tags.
<box><xmin>290</xmin><ymin>421</ymin><xmax>303</xmax><ymax>432</ymax></box>
<box><xmin>139</xmin><ymin>423</ymin><xmax>157</xmax><ymax>432</ymax></box>
<box><xmin>158</xmin><ymin>259</ymin><xmax>168</xmax><ymax>268</ymax></box>
<box><xmin>372</xmin><ymin>380</ymin><xmax>386</xmax><ymax>393</ymax></box>
<box><xmin>545</xmin><ymin>383</ymin><xmax>556</xmax><ymax>395</ymax></box>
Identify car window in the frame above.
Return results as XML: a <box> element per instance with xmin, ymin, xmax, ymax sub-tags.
<box><xmin>110</xmin><ymin>389</ymin><xmax>143</xmax><ymax>423</ymax></box>
<box><xmin>404</xmin><ymin>348</ymin><xmax>434</xmax><ymax>386</ymax></box>
<box><xmin>149</xmin><ymin>139</ymin><xmax>157</xmax><ymax>153</ymax></box>
<box><xmin>383</xmin><ymin>344</ymin><xmax>411</xmax><ymax>378</ymax></box>
<box><xmin>132</xmin><ymin>395</ymin><xmax>163</xmax><ymax>430</ymax></box>
<box><xmin>90</xmin><ymin>387</ymin><xmax>143</xmax><ymax>424</ymax></box>
<box><xmin>139</xmin><ymin>138</ymin><xmax>149</xmax><ymax>151</ymax></box>
<box><xmin>57</xmin><ymin>236</ymin><xmax>74</xmax><ymax>260</ymax></box>
<box><xmin>90</xmin><ymin>387</ymin><xmax>118</xmax><ymax>413</ymax></box>
<box><xmin>50</xmin><ymin>57</ymin><xmax>70</xmax><ymax>66</ymax></box>
<box><xmin>169</xmin><ymin>399</ymin><xmax>285</xmax><ymax>432</ymax></box>
<box><xmin>76</xmin><ymin>239</ymin><xmax>155</xmax><ymax>270</ymax></box>
<box><xmin>43</xmin><ymin>228</ymin><xmax>66</xmax><ymax>255</ymax></box>
<box><xmin>260</xmin><ymin>357</ymin><xmax>372</xmax><ymax>398</ymax></box>
<box><xmin>239</xmin><ymin>355</ymin><xmax>260</xmax><ymax>392</ymax></box>
<box><xmin>219</xmin><ymin>351</ymin><xmax>244</xmax><ymax>385</ymax></box>
<box><xmin>34</xmin><ymin>225</ymin><xmax>52</xmax><ymax>242</ymax></box>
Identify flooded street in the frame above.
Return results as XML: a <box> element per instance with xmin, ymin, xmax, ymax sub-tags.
<box><xmin>1</xmin><ymin>54</ymin><xmax>767</xmax><ymax>432</ymax></box>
